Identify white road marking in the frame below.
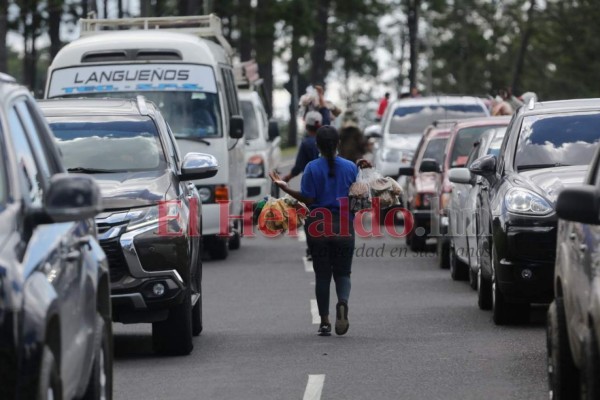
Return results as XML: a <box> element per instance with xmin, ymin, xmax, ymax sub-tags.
<box><xmin>302</xmin><ymin>256</ymin><xmax>313</xmax><ymax>272</ymax></box>
<box><xmin>303</xmin><ymin>374</ymin><xmax>325</xmax><ymax>400</ymax></box>
<box><xmin>310</xmin><ymin>299</ymin><xmax>320</xmax><ymax>324</ymax></box>
<box><xmin>298</xmin><ymin>229</ymin><xmax>306</xmax><ymax>242</ymax></box>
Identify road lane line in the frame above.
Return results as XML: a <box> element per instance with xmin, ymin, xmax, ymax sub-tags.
<box><xmin>302</xmin><ymin>256</ymin><xmax>313</xmax><ymax>272</ymax></box>
<box><xmin>303</xmin><ymin>375</ymin><xmax>325</xmax><ymax>400</ymax></box>
<box><xmin>310</xmin><ymin>299</ymin><xmax>320</xmax><ymax>324</ymax></box>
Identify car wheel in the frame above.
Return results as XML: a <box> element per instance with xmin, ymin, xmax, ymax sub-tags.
<box><xmin>450</xmin><ymin>245</ymin><xmax>468</xmax><ymax>281</ymax></box>
<box><xmin>83</xmin><ymin>314</ymin><xmax>113</xmax><ymax>400</ymax></box>
<box><xmin>437</xmin><ymin>238</ymin><xmax>450</xmax><ymax>269</ymax></box>
<box><xmin>491</xmin><ymin>245</ymin><xmax>529</xmax><ymax>325</ymax></box>
<box><xmin>38</xmin><ymin>345</ymin><xmax>62</xmax><ymax>400</ymax></box>
<box><xmin>209</xmin><ymin>237</ymin><xmax>229</xmax><ymax>260</ymax></box>
<box><xmin>152</xmin><ymin>288</ymin><xmax>193</xmax><ymax>356</ymax></box>
<box><xmin>229</xmin><ymin>229</ymin><xmax>241</xmax><ymax>250</ymax></box>
<box><xmin>192</xmin><ymin>285</ymin><xmax>203</xmax><ymax>336</ymax></box>
<box><xmin>547</xmin><ymin>299</ymin><xmax>579</xmax><ymax>399</ymax></box>
<box><xmin>409</xmin><ymin>230</ymin><xmax>426</xmax><ymax>252</ymax></box>
<box><xmin>582</xmin><ymin>326</ymin><xmax>600</xmax><ymax>400</ymax></box>
<box><xmin>477</xmin><ymin>267</ymin><xmax>492</xmax><ymax>310</ymax></box>
<box><xmin>469</xmin><ymin>267</ymin><xmax>478</xmax><ymax>290</ymax></box>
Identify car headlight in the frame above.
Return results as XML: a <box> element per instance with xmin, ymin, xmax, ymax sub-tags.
<box><xmin>505</xmin><ymin>188</ymin><xmax>553</xmax><ymax>215</ymax></box>
<box><xmin>381</xmin><ymin>148</ymin><xmax>401</xmax><ymax>163</ymax></box>
<box><xmin>125</xmin><ymin>206</ymin><xmax>160</xmax><ymax>231</ymax></box>
<box><xmin>247</xmin><ymin>155</ymin><xmax>265</xmax><ymax>178</ymax></box>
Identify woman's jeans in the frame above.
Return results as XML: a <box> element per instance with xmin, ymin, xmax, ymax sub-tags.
<box><xmin>305</xmin><ymin>214</ymin><xmax>355</xmax><ymax>317</ymax></box>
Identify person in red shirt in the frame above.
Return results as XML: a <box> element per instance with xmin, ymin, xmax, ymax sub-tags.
<box><xmin>376</xmin><ymin>92</ymin><xmax>390</xmax><ymax>121</ymax></box>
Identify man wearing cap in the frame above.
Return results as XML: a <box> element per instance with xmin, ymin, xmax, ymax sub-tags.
<box><xmin>282</xmin><ymin>111</ymin><xmax>322</xmax><ymax>183</ymax></box>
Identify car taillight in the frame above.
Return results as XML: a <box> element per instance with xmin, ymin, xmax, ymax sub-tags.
<box><xmin>215</xmin><ymin>185</ymin><xmax>229</xmax><ymax>202</ymax></box>
<box><xmin>440</xmin><ymin>192</ymin><xmax>451</xmax><ymax>213</ymax></box>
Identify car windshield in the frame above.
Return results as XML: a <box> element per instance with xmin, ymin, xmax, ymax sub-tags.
<box><xmin>515</xmin><ymin>112</ymin><xmax>600</xmax><ymax>170</ymax></box>
<box><xmin>450</xmin><ymin>125</ymin><xmax>505</xmax><ymax>167</ymax></box>
<box><xmin>422</xmin><ymin>138</ymin><xmax>448</xmax><ymax>165</ymax></box>
<box><xmin>47</xmin><ymin>116</ymin><xmax>166</xmax><ymax>172</ymax></box>
<box><xmin>388</xmin><ymin>104</ymin><xmax>487</xmax><ymax>134</ymax></box>
<box><xmin>486</xmin><ymin>128</ymin><xmax>507</xmax><ymax>157</ymax></box>
<box><xmin>64</xmin><ymin>91</ymin><xmax>222</xmax><ymax>139</ymax></box>
<box><xmin>241</xmin><ymin>101</ymin><xmax>260</xmax><ymax>140</ymax></box>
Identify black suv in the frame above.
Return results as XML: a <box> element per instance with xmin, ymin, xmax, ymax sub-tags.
<box><xmin>40</xmin><ymin>97</ymin><xmax>218</xmax><ymax>355</ymax></box>
<box><xmin>470</xmin><ymin>99</ymin><xmax>600</xmax><ymax>325</ymax></box>
<box><xmin>0</xmin><ymin>75</ymin><xmax>111</xmax><ymax>399</ymax></box>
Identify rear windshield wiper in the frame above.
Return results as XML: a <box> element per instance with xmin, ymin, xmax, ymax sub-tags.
<box><xmin>175</xmin><ymin>136</ymin><xmax>211</xmax><ymax>146</ymax></box>
<box><xmin>517</xmin><ymin>163</ymin><xmax>571</xmax><ymax>171</ymax></box>
<box><xmin>67</xmin><ymin>167</ymin><xmax>115</xmax><ymax>174</ymax></box>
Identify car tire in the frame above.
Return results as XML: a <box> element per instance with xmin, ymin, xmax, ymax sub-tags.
<box><xmin>450</xmin><ymin>245</ymin><xmax>468</xmax><ymax>281</ymax></box>
<box><xmin>490</xmin><ymin>245</ymin><xmax>529</xmax><ymax>325</ymax></box>
<box><xmin>192</xmin><ymin>286</ymin><xmax>203</xmax><ymax>337</ymax></box>
<box><xmin>83</xmin><ymin>314</ymin><xmax>113</xmax><ymax>400</ymax></box>
<box><xmin>582</xmin><ymin>326</ymin><xmax>600</xmax><ymax>400</ymax></box>
<box><xmin>437</xmin><ymin>238</ymin><xmax>450</xmax><ymax>269</ymax></box>
<box><xmin>547</xmin><ymin>299</ymin><xmax>579</xmax><ymax>399</ymax></box>
<box><xmin>477</xmin><ymin>267</ymin><xmax>492</xmax><ymax>310</ymax></box>
<box><xmin>152</xmin><ymin>288</ymin><xmax>193</xmax><ymax>356</ymax></box>
<box><xmin>229</xmin><ymin>230</ymin><xmax>241</xmax><ymax>250</ymax></box>
<box><xmin>469</xmin><ymin>267</ymin><xmax>478</xmax><ymax>290</ymax></box>
<box><xmin>209</xmin><ymin>237</ymin><xmax>229</xmax><ymax>260</ymax></box>
<box><xmin>409</xmin><ymin>231</ymin><xmax>426</xmax><ymax>252</ymax></box>
<box><xmin>38</xmin><ymin>345</ymin><xmax>61</xmax><ymax>400</ymax></box>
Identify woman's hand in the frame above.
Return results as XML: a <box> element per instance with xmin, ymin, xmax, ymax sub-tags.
<box><xmin>269</xmin><ymin>171</ymin><xmax>289</xmax><ymax>189</ymax></box>
<box><xmin>356</xmin><ymin>159</ymin><xmax>373</xmax><ymax>169</ymax></box>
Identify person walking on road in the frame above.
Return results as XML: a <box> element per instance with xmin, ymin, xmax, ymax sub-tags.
<box><xmin>282</xmin><ymin>111</ymin><xmax>322</xmax><ymax>183</ymax></box>
<box><xmin>270</xmin><ymin>126</ymin><xmax>371</xmax><ymax>337</ymax></box>
<box><xmin>376</xmin><ymin>92</ymin><xmax>390</xmax><ymax>121</ymax></box>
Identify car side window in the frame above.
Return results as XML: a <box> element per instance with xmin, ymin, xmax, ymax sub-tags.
<box><xmin>255</xmin><ymin>100</ymin><xmax>269</xmax><ymax>137</ymax></box>
<box><xmin>7</xmin><ymin>107</ymin><xmax>45</xmax><ymax>207</ymax></box>
<box><xmin>220</xmin><ymin>67</ymin><xmax>240</xmax><ymax>116</ymax></box>
<box><xmin>15</xmin><ymin>100</ymin><xmax>52</xmax><ymax>179</ymax></box>
<box><xmin>166</xmin><ymin>124</ymin><xmax>181</xmax><ymax>168</ymax></box>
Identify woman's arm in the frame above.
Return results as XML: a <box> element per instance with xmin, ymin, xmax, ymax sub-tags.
<box><xmin>269</xmin><ymin>171</ymin><xmax>315</xmax><ymax>205</ymax></box>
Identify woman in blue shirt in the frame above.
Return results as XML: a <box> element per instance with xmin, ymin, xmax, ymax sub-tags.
<box><xmin>270</xmin><ymin>126</ymin><xmax>369</xmax><ymax>336</ymax></box>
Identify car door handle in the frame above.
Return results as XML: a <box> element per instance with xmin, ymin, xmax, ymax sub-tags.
<box><xmin>569</xmin><ymin>233</ymin><xmax>577</xmax><ymax>241</ymax></box>
<box><xmin>62</xmin><ymin>250</ymin><xmax>81</xmax><ymax>262</ymax></box>
<box><xmin>481</xmin><ymin>186</ymin><xmax>488</xmax><ymax>191</ymax></box>
<box><xmin>78</xmin><ymin>236</ymin><xmax>92</xmax><ymax>250</ymax></box>
<box><xmin>580</xmin><ymin>244</ymin><xmax>587</xmax><ymax>253</ymax></box>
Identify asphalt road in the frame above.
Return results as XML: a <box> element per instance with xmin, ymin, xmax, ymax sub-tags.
<box><xmin>112</xmin><ymin>159</ymin><xmax>548</xmax><ymax>400</ymax></box>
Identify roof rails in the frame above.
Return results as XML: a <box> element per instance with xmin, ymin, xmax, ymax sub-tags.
<box><xmin>527</xmin><ymin>97</ymin><xmax>535</xmax><ymax>110</ymax></box>
<box><xmin>136</xmin><ymin>96</ymin><xmax>149</xmax><ymax>116</ymax></box>
<box><xmin>0</xmin><ymin>73</ymin><xmax>17</xmax><ymax>83</ymax></box>
<box><xmin>79</xmin><ymin>14</ymin><xmax>232</xmax><ymax>55</ymax></box>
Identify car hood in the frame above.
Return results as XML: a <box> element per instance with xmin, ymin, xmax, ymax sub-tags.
<box><xmin>94</xmin><ymin>170</ymin><xmax>172</xmax><ymax>210</ymax></box>
<box><xmin>384</xmin><ymin>133</ymin><xmax>422</xmax><ymax>151</ymax></box>
<box><xmin>514</xmin><ymin>165</ymin><xmax>589</xmax><ymax>203</ymax></box>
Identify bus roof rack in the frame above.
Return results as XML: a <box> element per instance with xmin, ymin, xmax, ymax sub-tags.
<box><xmin>79</xmin><ymin>14</ymin><xmax>232</xmax><ymax>55</ymax></box>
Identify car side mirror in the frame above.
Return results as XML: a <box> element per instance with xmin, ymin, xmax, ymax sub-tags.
<box><xmin>364</xmin><ymin>124</ymin><xmax>382</xmax><ymax>139</ymax></box>
<box><xmin>268</xmin><ymin>119</ymin><xmax>280</xmax><ymax>141</ymax></box>
<box><xmin>419</xmin><ymin>158</ymin><xmax>440</xmax><ymax>173</ymax></box>
<box><xmin>229</xmin><ymin>115</ymin><xmax>244</xmax><ymax>139</ymax></box>
<box><xmin>556</xmin><ymin>186</ymin><xmax>600</xmax><ymax>224</ymax></box>
<box><xmin>398</xmin><ymin>166</ymin><xmax>415</xmax><ymax>176</ymax></box>
<box><xmin>44</xmin><ymin>173</ymin><xmax>102</xmax><ymax>222</ymax></box>
<box><xmin>180</xmin><ymin>153</ymin><xmax>219</xmax><ymax>181</ymax></box>
<box><xmin>469</xmin><ymin>155</ymin><xmax>497</xmax><ymax>178</ymax></box>
<box><xmin>449</xmin><ymin>168</ymin><xmax>473</xmax><ymax>185</ymax></box>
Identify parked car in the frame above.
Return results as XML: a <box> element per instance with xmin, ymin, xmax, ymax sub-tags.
<box><xmin>239</xmin><ymin>89</ymin><xmax>282</xmax><ymax>201</ymax></box>
<box><xmin>470</xmin><ymin>99</ymin><xmax>600</xmax><ymax>325</ymax></box>
<box><xmin>432</xmin><ymin>117</ymin><xmax>510</xmax><ymax>269</ymax></box>
<box><xmin>0</xmin><ymin>75</ymin><xmax>111</xmax><ymax>399</ymax></box>
<box><xmin>448</xmin><ymin>127</ymin><xmax>507</xmax><ymax>284</ymax></box>
<box><xmin>45</xmin><ymin>14</ymin><xmax>245</xmax><ymax>260</ymax></box>
<box><xmin>547</xmin><ymin>149</ymin><xmax>600</xmax><ymax>399</ymax></box>
<box><xmin>40</xmin><ymin>97</ymin><xmax>218</xmax><ymax>355</ymax></box>
<box><xmin>373</xmin><ymin>96</ymin><xmax>489</xmax><ymax>179</ymax></box>
<box><xmin>399</xmin><ymin>126</ymin><xmax>451</xmax><ymax>251</ymax></box>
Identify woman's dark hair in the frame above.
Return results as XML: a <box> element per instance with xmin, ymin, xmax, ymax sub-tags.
<box><xmin>316</xmin><ymin>126</ymin><xmax>339</xmax><ymax>177</ymax></box>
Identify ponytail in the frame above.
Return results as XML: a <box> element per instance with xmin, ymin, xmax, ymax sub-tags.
<box><xmin>316</xmin><ymin>126</ymin><xmax>339</xmax><ymax>178</ymax></box>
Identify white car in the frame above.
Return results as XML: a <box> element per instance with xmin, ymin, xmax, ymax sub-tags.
<box><xmin>239</xmin><ymin>90</ymin><xmax>282</xmax><ymax>201</ymax></box>
<box><xmin>374</xmin><ymin>96</ymin><xmax>490</xmax><ymax>178</ymax></box>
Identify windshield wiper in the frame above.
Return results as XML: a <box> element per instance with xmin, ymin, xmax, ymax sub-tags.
<box><xmin>517</xmin><ymin>163</ymin><xmax>572</xmax><ymax>171</ymax></box>
<box><xmin>175</xmin><ymin>136</ymin><xmax>211</xmax><ymax>146</ymax></box>
<box><xmin>67</xmin><ymin>167</ymin><xmax>115</xmax><ymax>174</ymax></box>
